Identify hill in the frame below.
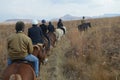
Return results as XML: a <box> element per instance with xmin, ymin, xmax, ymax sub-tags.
<box><xmin>4</xmin><ymin>19</ymin><xmax>32</xmax><ymax>23</ymax></box>
<box><xmin>51</xmin><ymin>13</ymin><xmax>120</xmax><ymax>21</ymax></box>
<box><xmin>2</xmin><ymin>13</ymin><xmax>120</xmax><ymax>23</ymax></box>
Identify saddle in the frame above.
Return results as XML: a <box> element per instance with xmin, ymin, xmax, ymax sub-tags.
<box><xmin>11</xmin><ymin>59</ymin><xmax>34</xmax><ymax>68</ymax></box>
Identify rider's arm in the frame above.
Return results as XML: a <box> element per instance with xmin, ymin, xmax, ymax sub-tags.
<box><xmin>27</xmin><ymin>38</ymin><xmax>33</xmax><ymax>54</ymax></box>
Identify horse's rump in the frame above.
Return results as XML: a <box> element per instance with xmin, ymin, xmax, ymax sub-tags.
<box><xmin>55</xmin><ymin>26</ymin><xmax>66</xmax><ymax>40</ymax></box>
<box><xmin>3</xmin><ymin>63</ymin><xmax>36</xmax><ymax>80</ymax></box>
<box><xmin>62</xmin><ymin>26</ymin><xmax>66</xmax><ymax>34</ymax></box>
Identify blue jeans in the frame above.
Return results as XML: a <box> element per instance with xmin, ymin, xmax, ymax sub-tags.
<box><xmin>8</xmin><ymin>54</ymin><xmax>39</xmax><ymax>77</ymax></box>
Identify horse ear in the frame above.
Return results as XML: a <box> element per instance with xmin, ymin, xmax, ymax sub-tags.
<box><xmin>37</xmin><ymin>43</ymin><xmax>45</xmax><ymax>49</ymax></box>
<box><xmin>33</xmin><ymin>45</ymin><xmax>40</xmax><ymax>50</ymax></box>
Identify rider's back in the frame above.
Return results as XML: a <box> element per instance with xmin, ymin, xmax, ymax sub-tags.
<box><xmin>28</xmin><ymin>26</ymin><xmax>43</xmax><ymax>45</ymax></box>
<box><xmin>7</xmin><ymin>32</ymin><xmax>33</xmax><ymax>60</ymax></box>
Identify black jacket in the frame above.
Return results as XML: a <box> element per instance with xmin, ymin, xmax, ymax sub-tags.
<box><xmin>28</xmin><ymin>25</ymin><xmax>44</xmax><ymax>45</ymax></box>
<box><xmin>40</xmin><ymin>24</ymin><xmax>48</xmax><ymax>35</ymax></box>
<box><xmin>48</xmin><ymin>24</ymin><xmax>55</xmax><ymax>32</ymax></box>
<box><xmin>57</xmin><ymin>21</ymin><xmax>63</xmax><ymax>28</ymax></box>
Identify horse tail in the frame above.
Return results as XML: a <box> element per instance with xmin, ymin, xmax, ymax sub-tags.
<box><xmin>9</xmin><ymin>74</ymin><xmax>22</xmax><ymax>80</ymax></box>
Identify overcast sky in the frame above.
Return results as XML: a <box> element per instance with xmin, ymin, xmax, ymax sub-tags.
<box><xmin>0</xmin><ymin>0</ymin><xmax>120</xmax><ymax>22</ymax></box>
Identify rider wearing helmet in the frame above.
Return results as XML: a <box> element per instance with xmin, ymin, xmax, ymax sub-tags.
<box><xmin>7</xmin><ymin>21</ymin><xmax>39</xmax><ymax>77</ymax></box>
<box><xmin>40</xmin><ymin>19</ymin><xmax>50</xmax><ymax>50</ymax></box>
<box><xmin>57</xmin><ymin>19</ymin><xmax>63</xmax><ymax>29</ymax></box>
<box><xmin>28</xmin><ymin>19</ymin><xmax>44</xmax><ymax>45</ymax></box>
<box><xmin>57</xmin><ymin>19</ymin><xmax>65</xmax><ymax>34</ymax></box>
<box><xmin>48</xmin><ymin>21</ymin><xmax>55</xmax><ymax>33</ymax></box>
<box><xmin>81</xmin><ymin>16</ymin><xmax>86</xmax><ymax>24</ymax></box>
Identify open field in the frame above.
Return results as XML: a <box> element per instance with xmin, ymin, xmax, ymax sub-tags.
<box><xmin>0</xmin><ymin>17</ymin><xmax>120</xmax><ymax>80</ymax></box>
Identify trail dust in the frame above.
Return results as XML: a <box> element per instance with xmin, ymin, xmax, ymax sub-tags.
<box><xmin>38</xmin><ymin>36</ymin><xmax>71</xmax><ymax>80</ymax></box>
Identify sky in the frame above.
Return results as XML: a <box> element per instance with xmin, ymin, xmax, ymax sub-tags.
<box><xmin>0</xmin><ymin>0</ymin><xmax>120</xmax><ymax>22</ymax></box>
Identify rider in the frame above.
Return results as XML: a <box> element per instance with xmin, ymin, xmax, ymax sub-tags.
<box><xmin>7</xmin><ymin>21</ymin><xmax>39</xmax><ymax>77</ymax></box>
<box><xmin>39</xmin><ymin>19</ymin><xmax>50</xmax><ymax>50</ymax></box>
<box><xmin>28</xmin><ymin>19</ymin><xmax>44</xmax><ymax>45</ymax></box>
<box><xmin>57</xmin><ymin>19</ymin><xmax>63</xmax><ymax>28</ymax></box>
<box><xmin>57</xmin><ymin>19</ymin><xmax>65</xmax><ymax>34</ymax></box>
<box><xmin>48</xmin><ymin>21</ymin><xmax>55</xmax><ymax>33</ymax></box>
<box><xmin>81</xmin><ymin>16</ymin><xmax>86</xmax><ymax>24</ymax></box>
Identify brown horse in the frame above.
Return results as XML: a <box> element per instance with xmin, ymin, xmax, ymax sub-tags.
<box><xmin>33</xmin><ymin>43</ymin><xmax>47</xmax><ymax>64</ymax></box>
<box><xmin>42</xmin><ymin>36</ymin><xmax>51</xmax><ymax>56</ymax></box>
<box><xmin>47</xmin><ymin>32</ymin><xmax>57</xmax><ymax>48</ymax></box>
<box><xmin>2</xmin><ymin>63</ymin><xmax>36</xmax><ymax>80</ymax></box>
<box><xmin>2</xmin><ymin>44</ymin><xmax>46</xmax><ymax>80</ymax></box>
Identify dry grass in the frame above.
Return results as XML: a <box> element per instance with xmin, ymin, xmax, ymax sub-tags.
<box><xmin>0</xmin><ymin>17</ymin><xmax>120</xmax><ymax>80</ymax></box>
<box><xmin>64</xmin><ymin>17</ymin><xmax>120</xmax><ymax>80</ymax></box>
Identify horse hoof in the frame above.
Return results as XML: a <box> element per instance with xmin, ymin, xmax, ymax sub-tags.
<box><xmin>45</xmin><ymin>58</ymin><xmax>48</xmax><ymax>62</ymax></box>
<box><xmin>43</xmin><ymin>58</ymin><xmax>48</xmax><ymax>65</ymax></box>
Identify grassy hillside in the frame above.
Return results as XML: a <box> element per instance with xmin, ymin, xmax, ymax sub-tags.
<box><xmin>63</xmin><ymin>17</ymin><xmax>120</xmax><ymax>80</ymax></box>
<box><xmin>0</xmin><ymin>17</ymin><xmax>120</xmax><ymax>80</ymax></box>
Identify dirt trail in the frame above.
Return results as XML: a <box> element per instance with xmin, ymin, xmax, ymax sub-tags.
<box><xmin>39</xmin><ymin>36</ymin><xmax>70</xmax><ymax>80</ymax></box>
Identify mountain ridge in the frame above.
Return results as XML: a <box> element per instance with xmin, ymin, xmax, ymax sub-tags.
<box><xmin>4</xmin><ymin>13</ymin><xmax>120</xmax><ymax>22</ymax></box>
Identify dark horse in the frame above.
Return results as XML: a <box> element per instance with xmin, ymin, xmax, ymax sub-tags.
<box><xmin>2</xmin><ymin>44</ymin><xmax>46</xmax><ymax>80</ymax></box>
<box><xmin>78</xmin><ymin>22</ymin><xmax>91</xmax><ymax>31</ymax></box>
<box><xmin>47</xmin><ymin>32</ymin><xmax>57</xmax><ymax>48</ymax></box>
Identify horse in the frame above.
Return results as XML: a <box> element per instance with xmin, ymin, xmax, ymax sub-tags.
<box><xmin>78</xmin><ymin>22</ymin><xmax>91</xmax><ymax>31</ymax></box>
<box><xmin>33</xmin><ymin>43</ymin><xmax>47</xmax><ymax>64</ymax></box>
<box><xmin>54</xmin><ymin>26</ymin><xmax>66</xmax><ymax>41</ymax></box>
<box><xmin>42</xmin><ymin>36</ymin><xmax>51</xmax><ymax>56</ymax></box>
<box><xmin>47</xmin><ymin>32</ymin><xmax>57</xmax><ymax>48</ymax></box>
<box><xmin>2</xmin><ymin>44</ymin><xmax>46</xmax><ymax>80</ymax></box>
<box><xmin>2</xmin><ymin>62</ymin><xmax>36</xmax><ymax>80</ymax></box>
